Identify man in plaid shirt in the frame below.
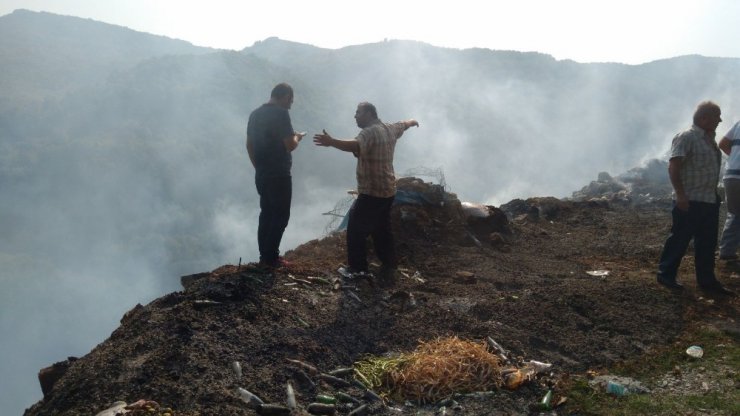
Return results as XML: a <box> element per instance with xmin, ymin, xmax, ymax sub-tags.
<box><xmin>314</xmin><ymin>102</ymin><xmax>419</xmax><ymax>281</ymax></box>
<box><xmin>656</xmin><ymin>101</ymin><xmax>733</xmax><ymax>295</ymax></box>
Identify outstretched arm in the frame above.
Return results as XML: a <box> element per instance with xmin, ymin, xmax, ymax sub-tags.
<box><xmin>313</xmin><ymin>129</ymin><xmax>360</xmax><ymax>153</ymax></box>
<box><xmin>402</xmin><ymin>119</ymin><xmax>419</xmax><ymax>130</ymax></box>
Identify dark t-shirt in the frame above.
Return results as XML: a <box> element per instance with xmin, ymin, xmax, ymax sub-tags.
<box><xmin>247</xmin><ymin>103</ymin><xmax>294</xmax><ymax>178</ymax></box>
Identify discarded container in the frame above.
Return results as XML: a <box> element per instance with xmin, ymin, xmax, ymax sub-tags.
<box><xmin>523</xmin><ymin>360</ymin><xmax>553</xmax><ymax>375</ymax></box>
<box><xmin>338</xmin><ymin>266</ymin><xmax>373</xmax><ymax>280</ymax></box>
<box><xmin>257</xmin><ymin>403</ymin><xmax>291</xmax><ymax>415</ymax></box>
<box><xmin>346</xmin><ymin>291</ymin><xmax>365</xmax><ymax>305</ymax></box>
<box><xmin>348</xmin><ymin>405</ymin><xmax>368</xmax><ymax>416</ymax></box>
<box><xmin>193</xmin><ymin>299</ymin><xmax>222</xmax><ymax>309</ymax></box>
<box><xmin>286</xmin><ymin>382</ymin><xmax>296</xmax><ymax>409</ymax></box>
<box><xmin>286</xmin><ymin>358</ymin><xmax>319</xmax><ymax>375</ymax></box>
<box><xmin>328</xmin><ymin>367</ymin><xmax>354</xmax><ymax>377</ymax></box>
<box><xmin>363</xmin><ymin>388</ymin><xmax>382</xmax><ymax>402</ymax></box>
<box><xmin>503</xmin><ymin>368</ymin><xmax>525</xmax><ymax>389</ymax></box>
<box><xmin>460</xmin><ymin>391</ymin><xmax>496</xmax><ymax>399</ymax></box>
<box><xmin>237</xmin><ymin>387</ymin><xmax>264</xmax><ymax>408</ymax></box>
<box><xmin>408</xmin><ymin>293</ymin><xmax>417</xmax><ymax>308</ymax></box>
<box><xmin>319</xmin><ymin>373</ymin><xmax>351</xmax><ymax>387</ymax></box>
<box><xmin>485</xmin><ymin>336</ymin><xmax>506</xmax><ymax>353</ymax></box>
<box><xmin>540</xmin><ymin>389</ymin><xmax>553</xmax><ymax>409</ymax></box>
<box><xmin>316</xmin><ymin>394</ymin><xmax>337</xmax><ymax>404</ymax></box>
<box><xmin>231</xmin><ymin>361</ymin><xmax>242</xmax><ymax>378</ymax></box>
<box><xmin>589</xmin><ymin>375</ymin><xmax>651</xmax><ymax>395</ymax></box>
<box><xmin>411</xmin><ymin>271</ymin><xmax>426</xmax><ymax>283</ymax></box>
<box><xmin>586</xmin><ymin>270</ymin><xmax>610</xmax><ymax>277</ymax></box>
<box><xmin>335</xmin><ymin>392</ymin><xmax>360</xmax><ymax>404</ymax></box>
<box><xmin>307</xmin><ymin>276</ymin><xmax>331</xmax><ymax>285</ymax></box>
<box><xmin>686</xmin><ymin>345</ymin><xmax>704</xmax><ymax>358</ymax></box>
<box><xmin>606</xmin><ymin>381</ymin><xmax>628</xmax><ymax>396</ymax></box>
<box><xmin>307</xmin><ymin>402</ymin><xmax>336</xmax><ymax>415</ymax></box>
<box><xmin>94</xmin><ymin>402</ymin><xmax>128</xmax><ymax>416</ymax></box>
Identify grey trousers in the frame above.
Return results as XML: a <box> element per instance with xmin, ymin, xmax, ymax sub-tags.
<box><xmin>719</xmin><ymin>178</ymin><xmax>740</xmax><ymax>257</ymax></box>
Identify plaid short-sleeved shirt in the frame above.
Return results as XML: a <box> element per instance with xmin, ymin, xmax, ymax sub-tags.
<box><xmin>669</xmin><ymin>125</ymin><xmax>721</xmax><ymax>203</ymax></box>
<box><xmin>355</xmin><ymin>120</ymin><xmax>406</xmax><ymax>198</ymax></box>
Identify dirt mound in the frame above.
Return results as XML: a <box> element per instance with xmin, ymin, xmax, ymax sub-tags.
<box><xmin>23</xmin><ymin>178</ymin><xmax>739</xmax><ymax>416</ymax></box>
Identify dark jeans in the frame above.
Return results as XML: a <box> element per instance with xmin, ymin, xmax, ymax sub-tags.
<box><xmin>255</xmin><ymin>175</ymin><xmax>291</xmax><ymax>264</ymax></box>
<box><xmin>347</xmin><ymin>194</ymin><xmax>396</xmax><ymax>272</ymax></box>
<box><xmin>657</xmin><ymin>200</ymin><xmax>719</xmax><ymax>286</ymax></box>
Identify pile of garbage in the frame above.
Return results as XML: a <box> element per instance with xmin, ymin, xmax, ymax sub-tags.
<box><xmin>390</xmin><ymin>177</ymin><xmax>466</xmax><ymax>231</ymax></box>
<box><xmin>499</xmin><ymin>197</ymin><xmax>574</xmax><ymax>223</ymax></box>
<box><xmin>317</xmin><ymin>176</ymin><xmax>513</xmax><ymax>252</ymax></box>
<box><xmin>389</xmin><ymin>177</ymin><xmax>511</xmax><ymax>248</ymax></box>
<box><xmin>570</xmin><ymin>159</ymin><xmax>673</xmax><ymax>205</ymax></box>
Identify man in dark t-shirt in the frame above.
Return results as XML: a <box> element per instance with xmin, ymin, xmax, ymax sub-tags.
<box><xmin>246</xmin><ymin>83</ymin><xmax>305</xmax><ymax>268</ymax></box>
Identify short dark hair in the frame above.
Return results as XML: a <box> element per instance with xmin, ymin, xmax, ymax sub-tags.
<box><xmin>358</xmin><ymin>102</ymin><xmax>377</xmax><ymax>118</ymax></box>
<box><xmin>271</xmin><ymin>83</ymin><xmax>293</xmax><ymax>99</ymax></box>
<box><xmin>693</xmin><ymin>100</ymin><xmax>720</xmax><ymax>124</ymax></box>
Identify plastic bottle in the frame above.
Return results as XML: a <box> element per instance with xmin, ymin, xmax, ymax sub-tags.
<box><xmin>231</xmin><ymin>361</ymin><xmax>242</xmax><ymax>378</ymax></box>
<box><xmin>686</xmin><ymin>345</ymin><xmax>704</xmax><ymax>358</ymax></box>
<box><xmin>540</xmin><ymin>389</ymin><xmax>553</xmax><ymax>409</ymax></box>
<box><xmin>237</xmin><ymin>387</ymin><xmax>264</xmax><ymax>408</ymax></box>
<box><xmin>606</xmin><ymin>381</ymin><xmax>628</xmax><ymax>396</ymax></box>
<box><xmin>316</xmin><ymin>394</ymin><xmax>337</xmax><ymax>404</ymax></box>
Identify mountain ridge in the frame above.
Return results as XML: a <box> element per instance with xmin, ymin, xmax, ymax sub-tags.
<box><xmin>0</xmin><ymin>9</ymin><xmax>212</xmax><ymax>108</ymax></box>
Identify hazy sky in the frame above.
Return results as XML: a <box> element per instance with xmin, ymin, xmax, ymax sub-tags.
<box><xmin>1</xmin><ymin>0</ymin><xmax>740</xmax><ymax>64</ymax></box>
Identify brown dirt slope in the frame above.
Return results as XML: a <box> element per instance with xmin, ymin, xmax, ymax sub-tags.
<box><xmin>24</xmin><ymin>177</ymin><xmax>739</xmax><ymax>416</ymax></box>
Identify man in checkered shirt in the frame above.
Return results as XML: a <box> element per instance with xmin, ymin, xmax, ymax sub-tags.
<box><xmin>314</xmin><ymin>102</ymin><xmax>419</xmax><ymax>281</ymax></box>
<box><xmin>656</xmin><ymin>101</ymin><xmax>733</xmax><ymax>295</ymax></box>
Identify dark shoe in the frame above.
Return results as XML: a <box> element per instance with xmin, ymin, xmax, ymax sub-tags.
<box><xmin>255</xmin><ymin>261</ymin><xmax>276</xmax><ymax>273</ymax></box>
<box><xmin>380</xmin><ymin>261</ymin><xmax>398</xmax><ymax>271</ymax></box>
<box><xmin>657</xmin><ymin>275</ymin><xmax>684</xmax><ymax>290</ymax></box>
<box><xmin>275</xmin><ymin>257</ymin><xmax>293</xmax><ymax>268</ymax></box>
<box><xmin>698</xmin><ymin>283</ymin><xmax>735</xmax><ymax>296</ymax></box>
<box><xmin>257</xmin><ymin>257</ymin><xmax>292</xmax><ymax>271</ymax></box>
<box><xmin>376</xmin><ymin>266</ymin><xmax>398</xmax><ymax>288</ymax></box>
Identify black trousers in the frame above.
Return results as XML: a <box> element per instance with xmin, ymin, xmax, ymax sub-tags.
<box><xmin>657</xmin><ymin>200</ymin><xmax>719</xmax><ymax>286</ymax></box>
<box><xmin>255</xmin><ymin>175</ymin><xmax>291</xmax><ymax>264</ymax></box>
<box><xmin>347</xmin><ymin>194</ymin><xmax>396</xmax><ymax>272</ymax></box>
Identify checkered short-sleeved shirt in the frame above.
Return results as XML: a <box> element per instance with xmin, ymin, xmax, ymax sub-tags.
<box><xmin>669</xmin><ymin>125</ymin><xmax>721</xmax><ymax>203</ymax></box>
<box><xmin>355</xmin><ymin>120</ymin><xmax>407</xmax><ymax>198</ymax></box>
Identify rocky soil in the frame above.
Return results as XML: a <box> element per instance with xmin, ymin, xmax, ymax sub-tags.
<box><xmin>24</xmin><ymin>168</ymin><xmax>739</xmax><ymax>416</ymax></box>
